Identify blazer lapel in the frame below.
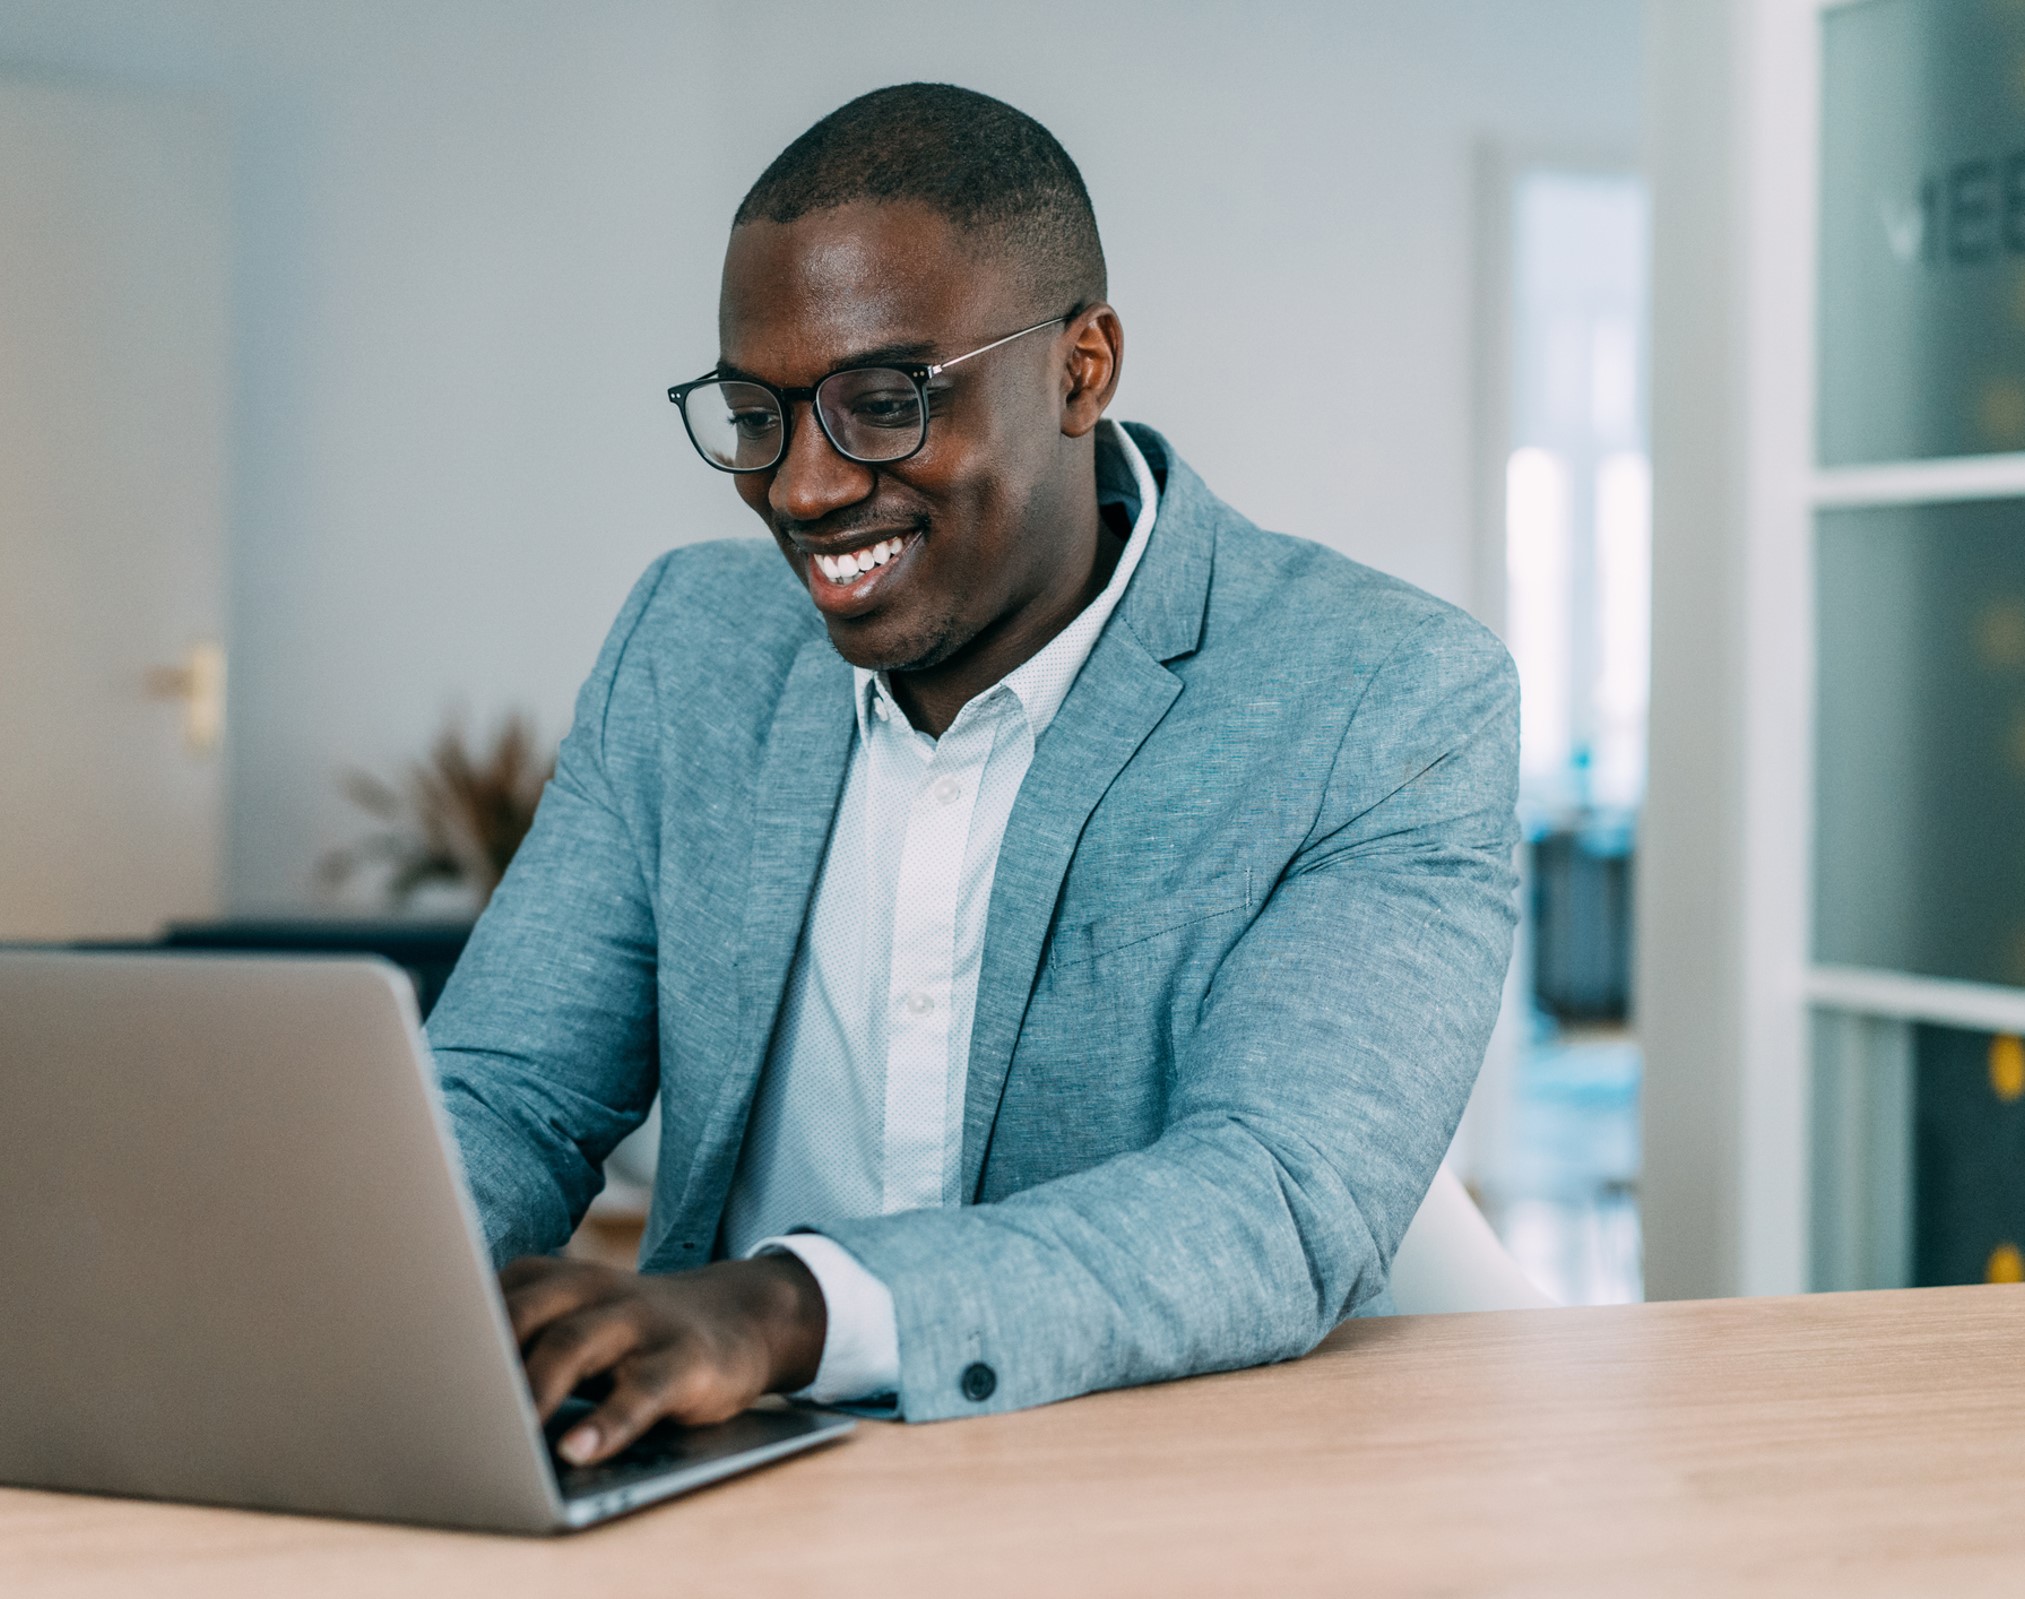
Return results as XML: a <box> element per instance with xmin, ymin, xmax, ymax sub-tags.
<box><xmin>669</xmin><ymin>634</ymin><xmax>854</xmax><ymax>1234</ymax></box>
<box><xmin>959</xmin><ymin>626</ymin><xmax>1182</xmax><ymax>1197</ymax></box>
<box><xmin>959</xmin><ymin>428</ymin><xmax>1218</xmax><ymax>1196</ymax></box>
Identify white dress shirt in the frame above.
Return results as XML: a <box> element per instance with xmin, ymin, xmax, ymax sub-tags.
<box><xmin>718</xmin><ymin>420</ymin><xmax>1159</xmax><ymax>1402</ymax></box>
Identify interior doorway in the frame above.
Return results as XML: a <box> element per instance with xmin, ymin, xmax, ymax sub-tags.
<box><xmin>1464</xmin><ymin>159</ymin><xmax>1650</xmax><ymax>1305</ymax></box>
<box><xmin>0</xmin><ymin>80</ymin><xmax>230</xmax><ymax>939</ymax></box>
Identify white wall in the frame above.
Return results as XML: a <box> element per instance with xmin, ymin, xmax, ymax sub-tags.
<box><xmin>0</xmin><ymin>0</ymin><xmax>1642</xmax><ymax>911</ymax></box>
<box><xmin>1638</xmin><ymin>0</ymin><xmax>1820</xmax><ymax>1300</ymax></box>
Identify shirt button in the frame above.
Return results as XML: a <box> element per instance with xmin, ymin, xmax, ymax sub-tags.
<box><xmin>903</xmin><ymin>991</ymin><xmax>934</xmax><ymax>1016</ymax></box>
<box><xmin>933</xmin><ymin>776</ymin><xmax>962</xmax><ymax>804</ymax></box>
<box><xmin>960</xmin><ymin>1362</ymin><xmax>997</xmax><ymax>1403</ymax></box>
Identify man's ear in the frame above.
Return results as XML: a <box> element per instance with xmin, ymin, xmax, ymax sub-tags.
<box><xmin>1059</xmin><ymin>303</ymin><xmax>1124</xmax><ymax>438</ymax></box>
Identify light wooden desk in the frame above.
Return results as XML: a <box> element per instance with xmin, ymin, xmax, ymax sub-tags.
<box><xmin>5</xmin><ymin>1285</ymin><xmax>2022</xmax><ymax>1598</ymax></box>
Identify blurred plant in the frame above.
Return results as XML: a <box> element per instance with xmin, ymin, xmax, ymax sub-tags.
<box><xmin>320</xmin><ymin>712</ymin><xmax>554</xmax><ymax>909</ymax></box>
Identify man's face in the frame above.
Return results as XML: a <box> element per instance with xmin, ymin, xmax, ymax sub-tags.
<box><xmin>718</xmin><ymin>202</ymin><xmax>1077</xmax><ymax>673</ymax></box>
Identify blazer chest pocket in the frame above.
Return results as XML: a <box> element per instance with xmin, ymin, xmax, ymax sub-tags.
<box><xmin>1045</xmin><ymin>866</ymin><xmax>1253</xmax><ymax>973</ymax></box>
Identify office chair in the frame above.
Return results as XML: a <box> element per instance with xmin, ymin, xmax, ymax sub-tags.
<box><xmin>1388</xmin><ymin>1164</ymin><xmax>1557</xmax><ymax>1314</ymax></box>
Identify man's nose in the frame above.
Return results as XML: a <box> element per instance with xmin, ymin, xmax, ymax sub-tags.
<box><xmin>769</xmin><ymin>401</ymin><xmax>875</xmax><ymax>525</ymax></box>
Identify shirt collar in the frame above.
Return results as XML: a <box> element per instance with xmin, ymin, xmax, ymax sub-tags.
<box><xmin>852</xmin><ymin>418</ymin><xmax>1160</xmax><ymax>744</ymax></box>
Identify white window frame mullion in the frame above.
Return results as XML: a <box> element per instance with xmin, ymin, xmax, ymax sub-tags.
<box><xmin>1813</xmin><ymin>453</ymin><xmax>2025</xmax><ymax>508</ymax></box>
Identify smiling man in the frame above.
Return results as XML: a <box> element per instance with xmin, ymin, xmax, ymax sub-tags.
<box><xmin>427</xmin><ymin>83</ymin><xmax>1520</xmax><ymax>1465</ymax></box>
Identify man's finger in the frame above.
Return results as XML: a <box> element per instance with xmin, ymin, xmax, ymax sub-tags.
<box><xmin>556</xmin><ymin>1347</ymin><xmax>730</xmax><ymax>1466</ymax></box>
<box><xmin>499</xmin><ymin>1259</ymin><xmax>621</xmax><ymax>1346</ymax></box>
<box><xmin>498</xmin><ymin>1255</ymin><xmax>572</xmax><ymax>1292</ymax></box>
<box><xmin>521</xmin><ymin>1304</ymin><xmax>646</xmax><ymax>1420</ymax></box>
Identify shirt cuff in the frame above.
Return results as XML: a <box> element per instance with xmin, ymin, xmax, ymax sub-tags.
<box><xmin>746</xmin><ymin>1232</ymin><xmax>899</xmax><ymax>1404</ymax></box>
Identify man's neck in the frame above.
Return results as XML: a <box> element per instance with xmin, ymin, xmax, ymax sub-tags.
<box><xmin>888</xmin><ymin>504</ymin><xmax>1125</xmax><ymax>737</ymax></box>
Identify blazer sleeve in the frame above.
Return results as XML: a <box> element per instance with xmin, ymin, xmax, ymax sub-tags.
<box><xmin>424</xmin><ymin>555</ymin><xmax>673</xmax><ymax>1267</ymax></box>
<box><xmin>821</xmin><ymin>607</ymin><xmax>1521</xmax><ymax>1421</ymax></box>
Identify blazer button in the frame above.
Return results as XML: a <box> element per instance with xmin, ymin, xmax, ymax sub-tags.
<box><xmin>960</xmin><ymin>1361</ymin><xmax>997</xmax><ymax>1402</ymax></box>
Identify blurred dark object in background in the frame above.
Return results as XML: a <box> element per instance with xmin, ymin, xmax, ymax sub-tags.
<box><xmin>1531</xmin><ymin>822</ymin><xmax>1635</xmax><ymax>1023</ymax></box>
<box><xmin>156</xmin><ymin>919</ymin><xmax>473</xmax><ymax>1017</ymax></box>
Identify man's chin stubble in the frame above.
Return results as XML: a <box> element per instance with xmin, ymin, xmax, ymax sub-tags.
<box><xmin>824</xmin><ymin>612</ymin><xmax>967</xmax><ymax>677</ymax></box>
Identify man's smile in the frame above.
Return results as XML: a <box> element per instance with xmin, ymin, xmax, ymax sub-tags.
<box><xmin>796</xmin><ymin>529</ymin><xmax>923</xmax><ymax>616</ymax></box>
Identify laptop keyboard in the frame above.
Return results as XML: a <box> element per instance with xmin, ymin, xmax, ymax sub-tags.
<box><xmin>544</xmin><ymin>1396</ymin><xmax>832</xmax><ymax>1502</ymax></box>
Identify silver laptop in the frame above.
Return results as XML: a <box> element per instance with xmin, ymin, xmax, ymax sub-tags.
<box><xmin>0</xmin><ymin>950</ymin><xmax>853</xmax><ymax>1534</ymax></box>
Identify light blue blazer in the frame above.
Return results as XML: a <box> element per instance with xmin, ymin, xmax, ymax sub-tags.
<box><xmin>429</xmin><ymin>423</ymin><xmax>1520</xmax><ymax>1422</ymax></box>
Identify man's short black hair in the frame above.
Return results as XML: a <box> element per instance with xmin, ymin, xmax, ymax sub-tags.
<box><xmin>734</xmin><ymin>83</ymin><xmax>1106</xmax><ymax>314</ymax></box>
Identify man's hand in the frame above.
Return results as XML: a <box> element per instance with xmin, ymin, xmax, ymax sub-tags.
<box><xmin>500</xmin><ymin>1253</ymin><xmax>827</xmax><ymax>1466</ymax></box>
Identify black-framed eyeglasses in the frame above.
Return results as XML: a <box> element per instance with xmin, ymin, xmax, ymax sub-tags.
<box><xmin>666</xmin><ymin>313</ymin><xmax>1069</xmax><ymax>474</ymax></box>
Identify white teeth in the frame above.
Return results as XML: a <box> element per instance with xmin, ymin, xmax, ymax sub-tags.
<box><xmin>815</xmin><ymin>537</ymin><xmax>905</xmax><ymax>585</ymax></box>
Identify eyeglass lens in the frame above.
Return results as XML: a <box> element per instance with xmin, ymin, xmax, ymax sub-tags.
<box><xmin>680</xmin><ymin>369</ymin><xmax>926</xmax><ymax>471</ymax></box>
<box><xmin>681</xmin><ymin>380</ymin><xmax>782</xmax><ymax>472</ymax></box>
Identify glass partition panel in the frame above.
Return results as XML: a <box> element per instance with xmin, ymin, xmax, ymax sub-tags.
<box><xmin>1819</xmin><ymin>0</ymin><xmax>2025</xmax><ymax>464</ymax></box>
<box><xmin>1815</xmin><ymin>497</ymin><xmax>2025</xmax><ymax>982</ymax></box>
<box><xmin>1811</xmin><ymin>1008</ymin><xmax>1912</xmax><ymax>1292</ymax></box>
<box><xmin>1913</xmin><ymin>1021</ymin><xmax>2025</xmax><ymax>1286</ymax></box>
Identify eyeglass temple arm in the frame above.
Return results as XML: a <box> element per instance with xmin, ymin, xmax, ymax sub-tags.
<box><xmin>925</xmin><ymin>314</ymin><xmax>1071</xmax><ymax>379</ymax></box>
